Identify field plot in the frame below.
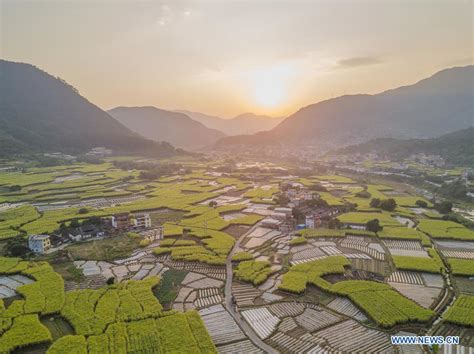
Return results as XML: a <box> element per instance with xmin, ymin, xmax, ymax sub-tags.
<box><xmin>444</xmin><ymin>295</ymin><xmax>474</xmax><ymax>326</ymax></box>
<box><xmin>388</xmin><ymin>278</ymin><xmax>442</xmax><ymax>308</ymax></box>
<box><xmin>295</xmin><ymin>306</ymin><xmax>342</xmax><ymax>332</ymax></box>
<box><xmin>232</xmin><ymin>282</ymin><xmax>261</xmax><ymax>307</ymax></box>
<box><xmin>326</xmin><ymin>297</ymin><xmax>368</xmax><ymax>322</ymax></box>
<box><xmin>387</xmin><ymin>271</ymin><xmax>424</xmax><ymax>285</ymax></box>
<box><xmin>0</xmin><ymin>274</ymin><xmax>34</xmax><ymax>296</ymax></box>
<box><xmin>279</xmin><ymin>256</ymin><xmax>434</xmax><ymax>327</ymax></box>
<box><xmin>436</xmin><ymin>240</ymin><xmax>474</xmax><ymax>260</ymax></box>
<box><xmin>378</xmin><ymin>226</ymin><xmax>430</xmax><ymax>244</ymax></box>
<box><xmin>312</xmin><ymin>319</ymin><xmax>393</xmax><ymax>353</ymax></box>
<box><xmin>218</xmin><ymin>340</ymin><xmax>264</xmax><ymax>353</ymax></box>
<box><xmin>160</xmin><ymin>257</ymin><xmax>227</xmax><ymax>280</ymax></box>
<box><xmin>447</xmin><ymin>259</ymin><xmax>474</xmax><ymax>276</ymax></box>
<box><xmin>0</xmin><ymin>256</ymin><xmax>215</xmax><ymax>353</ymax></box>
<box><xmin>198</xmin><ymin>305</ymin><xmax>247</xmax><ymax>345</ymax></box>
<box><xmin>337</xmin><ymin>211</ymin><xmax>401</xmax><ymax>227</ymax></box>
<box><xmin>73</xmin><ymin>259</ymin><xmax>166</xmax><ymax>282</ymax></box>
<box><xmin>392</xmin><ymin>248</ymin><xmax>444</xmax><ymax>273</ymax></box>
<box><xmin>241</xmin><ymin>307</ymin><xmax>280</xmax><ymax>339</ymax></box>
<box><xmin>384</xmin><ymin>239</ymin><xmax>429</xmax><ymax>258</ymax></box>
<box><xmin>172</xmin><ymin>270</ymin><xmax>224</xmax><ymax>311</ymax></box>
<box><xmin>267</xmin><ymin>331</ymin><xmax>324</xmax><ymax>353</ymax></box>
<box><xmin>339</xmin><ymin>236</ymin><xmax>386</xmax><ymax>260</ymax></box>
<box><xmin>417</xmin><ymin>220</ymin><xmax>474</xmax><ymax>240</ymax></box>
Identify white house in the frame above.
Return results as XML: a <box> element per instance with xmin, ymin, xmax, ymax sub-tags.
<box><xmin>28</xmin><ymin>234</ymin><xmax>51</xmax><ymax>254</ymax></box>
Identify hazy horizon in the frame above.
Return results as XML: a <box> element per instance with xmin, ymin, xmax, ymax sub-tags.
<box><xmin>1</xmin><ymin>0</ymin><xmax>473</xmax><ymax>118</ymax></box>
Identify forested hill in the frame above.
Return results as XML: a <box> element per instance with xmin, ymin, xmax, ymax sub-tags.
<box><xmin>0</xmin><ymin>60</ymin><xmax>178</xmax><ymax>157</ymax></box>
<box><xmin>335</xmin><ymin>127</ymin><xmax>474</xmax><ymax>166</ymax></box>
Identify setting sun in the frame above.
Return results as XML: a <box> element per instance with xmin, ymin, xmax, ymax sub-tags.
<box><xmin>249</xmin><ymin>64</ymin><xmax>295</xmax><ymax>109</ymax></box>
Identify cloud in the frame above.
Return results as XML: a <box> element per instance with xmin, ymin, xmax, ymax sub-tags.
<box><xmin>338</xmin><ymin>56</ymin><xmax>383</xmax><ymax>68</ymax></box>
<box><xmin>157</xmin><ymin>5</ymin><xmax>173</xmax><ymax>27</ymax></box>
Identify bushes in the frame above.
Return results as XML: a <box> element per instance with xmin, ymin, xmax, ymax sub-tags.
<box><xmin>234</xmin><ymin>261</ymin><xmax>273</xmax><ymax>285</ymax></box>
<box><xmin>444</xmin><ymin>295</ymin><xmax>474</xmax><ymax>326</ymax></box>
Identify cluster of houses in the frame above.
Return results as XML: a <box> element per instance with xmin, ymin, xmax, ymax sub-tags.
<box><xmin>283</xmin><ymin>182</ymin><xmax>317</xmax><ymax>208</ymax></box>
<box><xmin>28</xmin><ymin>211</ymin><xmax>162</xmax><ymax>254</ymax></box>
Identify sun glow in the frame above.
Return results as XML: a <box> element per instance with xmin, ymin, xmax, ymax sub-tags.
<box><xmin>250</xmin><ymin>64</ymin><xmax>295</xmax><ymax>108</ymax></box>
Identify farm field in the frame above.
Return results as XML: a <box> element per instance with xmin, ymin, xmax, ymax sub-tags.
<box><xmin>0</xmin><ymin>158</ymin><xmax>473</xmax><ymax>352</ymax></box>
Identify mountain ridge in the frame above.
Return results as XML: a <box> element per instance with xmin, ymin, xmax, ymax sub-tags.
<box><xmin>0</xmin><ymin>60</ymin><xmax>177</xmax><ymax>157</ymax></box>
<box><xmin>333</xmin><ymin>127</ymin><xmax>474</xmax><ymax>166</ymax></box>
<box><xmin>108</xmin><ymin>106</ymin><xmax>226</xmax><ymax>150</ymax></box>
<box><xmin>215</xmin><ymin>65</ymin><xmax>474</xmax><ymax>150</ymax></box>
<box><xmin>176</xmin><ymin>110</ymin><xmax>284</xmax><ymax>135</ymax></box>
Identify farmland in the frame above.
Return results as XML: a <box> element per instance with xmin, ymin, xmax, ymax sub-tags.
<box><xmin>0</xmin><ymin>257</ymin><xmax>215</xmax><ymax>353</ymax></box>
<box><xmin>0</xmin><ymin>157</ymin><xmax>473</xmax><ymax>352</ymax></box>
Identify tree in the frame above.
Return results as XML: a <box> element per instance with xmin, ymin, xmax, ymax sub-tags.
<box><xmin>69</xmin><ymin>219</ymin><xmax>80</xmax><ymax>228</ymax></box>
<box><xmin>415</xmin><ymin>200</ymin><xmax>428</xmax><ymax>208</ymax></box>
<box><xmin>379</xmin><ymin>198</ymin><xmax>397</xmax><ymax>211</ymax></box>
<box><xmin>106</xmin><ymin>277</ymin><xmax>115</xmax><ymax>285</ymax></box>
<box><xmin>366</xmin><ymin>219</ymin><xmax>383</xmax><ymax>233</ymax></box>
<box><xmin>355</xmin><ymin>191</ymin><xmax>371</xmax><ymax>198</ymax></box>
<box><xmin>328</xmin><ymin>219</ymin><xmax>341</xmax><ymax>229</ymax></box>
<box><xmin>9</xmin><ymin>185</ymin><xmax>21</xmax><ymax>192</ymax></box>
<box><xmin>370</xmin><ymin>198</ymin><xmax>381</xmax><ymax>208</ymax></box>
<box><xmin>435</xmin><ymin>201</ymin><xmax>453</xmax><ymax>214</ymax></box>
<box><xmin>209</xmin><ymin>201</ymin><xmax>218</xmax><ymax>208</ymax></box>
<box><xmin>78</xmin><ymin>208</ymin><xmax>89</xmax><ymax>214</ymax></box>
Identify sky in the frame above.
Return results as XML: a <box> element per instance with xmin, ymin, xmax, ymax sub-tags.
<box><xmin>1</xmin><ymin>0</ymin><xmax>473</xmax><ymax>118</ymax></box>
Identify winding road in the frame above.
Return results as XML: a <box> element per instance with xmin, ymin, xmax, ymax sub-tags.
<box><xmin>224</xmin><ymin>224</ymin><xmax>277</xmax><ymax>354</ymax></box>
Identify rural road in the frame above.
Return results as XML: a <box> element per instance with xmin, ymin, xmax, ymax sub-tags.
<box><xmin>224</xmin><ymin>224</ymin><xmax>277</xmax><ymax>354</ymax></box>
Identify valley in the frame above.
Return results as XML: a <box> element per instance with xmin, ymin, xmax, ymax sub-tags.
<box><xmin>0</xmin><ymin>154</ymin><xmax>472</xmax><ymax>353</ymax></box>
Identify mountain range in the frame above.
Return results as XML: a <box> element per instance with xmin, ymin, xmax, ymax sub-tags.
<box><xmin>108</xmin><ymin>107</ymin><xmax>225</xmax><ymax>149</ymax></box>
<box><xmin>0</xmin><ymin>60</ymin><xmax>177</xmax><ymax>157</ymax></box>
<box><xmin>176</xmin><ymin>110</ymin><xmax>284</xmax><ymax>135</ymax></box>
<box><xmin>215</xmin><ymin>66</ymin><xmax>474</xmax><ymax>151</ymax></box>
<box><xmin>1</xmin><ymin>60</ymin><xmax>472</xmax><ymax>159</ymax></box>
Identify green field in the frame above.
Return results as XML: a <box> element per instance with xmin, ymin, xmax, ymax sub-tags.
<box><xmin>0</xmin><ymin>257</ymin><xmax>215</xmax><ymax>353</ymax></box>
<box><xmin>417</xmin><ymin>219</ymin><xmax>474</xmax><ymax>240</ymax></box>
<box><xmin>444</xmin><ymin>295</ymin><xmax>474</xmax><ymax>326</ymax></box>
<box><xmin>392</xmin><ymin>248</ymin><xmax>444</xmax><ymax>273</ymax></box>
<box><xmin>234</xmin><ymin>260</ymin><xmax>273</xmax><ymax>285</ymax></box>
<box><xmin>448</xmin><ymin>258</ymin><xmax>474</xmax><ymax>276</ymax></box>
